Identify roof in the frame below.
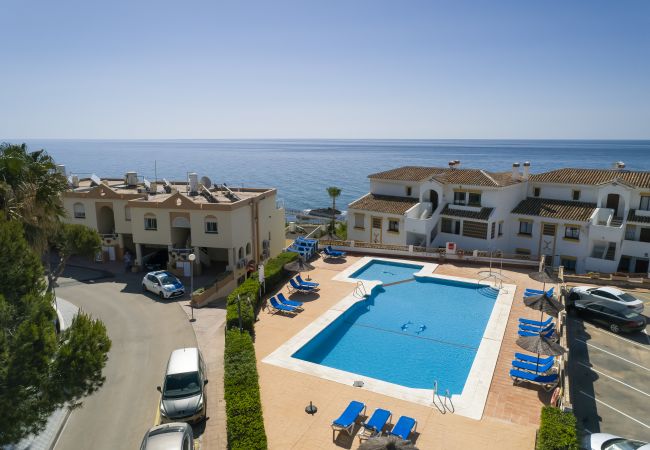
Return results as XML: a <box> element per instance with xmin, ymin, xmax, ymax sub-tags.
<box><xmin>167</xmin><ymin>348</ymin><xmax>199</xmax><ymax>375</ymax></box>
<box><xmin>511</xmin><ymin>197</ymin><xmax>597</xmax><ymax>222</ymax></box>
<box><xmin>627</xmin><ymin>209</ymin><xmax>650</xmax><ymax>224</ymax></box>
<box><xmin>368</xmin><ymin>166</ymin><xmax>520</xmax><ymax>187</ymax></box>
<box><xmin>440</xmin><ymin>204</ymin><xmax>494</xmax><ymax>221</ymax></box>
<box><xmin>348</xmin><ymin>193</ymin><xmax>418</xmax><ymax>215</ymax></box>
<box><xmin>530</xmin><ymin>168</ymin><xmax>650</xmax><ymax>188</ymax></box>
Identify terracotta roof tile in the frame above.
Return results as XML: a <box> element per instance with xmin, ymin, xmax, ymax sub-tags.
<box><xmin>511</xmin><ymin>197</ymin><xmax>596</xmax><ymax>222</ymax></box>
<box><xmin>368</xmin><ymin>166</ymin><xmax>520</xmax><ymax>187</ymax></box>
<box><xmin>440</xmin><ymin>204</ymin><xmax>494</xmax><ymax>221</ymax></box>
<box><xmin>530</xmin><ymin>168</ymin><xmax>650</xmax><ymax>188</ymax></box>
<box><xmin>368</xmin><ymin>166</ymin><xmax>446</xmax><ymax>182</ymax></box>
<box><xmin>348</xmin><ymin>194</ymin><xmax>418</xmax><ymax>215</ymax></box>
<box><xmin>627</xmin><ymin>209</ymin><xmax>650</xmax><ymax>224</ymax></box>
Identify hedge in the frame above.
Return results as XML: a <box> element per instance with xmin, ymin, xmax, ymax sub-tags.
<box><xmin>224</xmin><ymin>329</ymin><xmax>267</xmax><ymax>450</ymax></box>
<box><xmin>225</xmin><ymin>251</ymin><xmax>298</xmax><ymax>333</ymax></box>
<box><xmin>537</xmin><ymin>406</ymin><xmax>579</xmax><ymax>450</ymax></box>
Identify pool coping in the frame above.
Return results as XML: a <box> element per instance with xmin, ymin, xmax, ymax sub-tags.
<box><xmin>262</xmin><ymin>256</ymin><xmax>516</xmax><ymax>420</ymax></box>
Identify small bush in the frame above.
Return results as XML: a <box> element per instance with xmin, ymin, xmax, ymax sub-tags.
<box><xmin>537</xmin><ymin>406</ymin><xmax>579</xmax><ymax>450</ymax></box>
<box><xmin>224</xmin><ymin>330</ymin><xmax>267</xmax><ymax>450</ymax></box>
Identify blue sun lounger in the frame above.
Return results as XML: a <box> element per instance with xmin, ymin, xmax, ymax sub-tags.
<box><xmin>277</xmin><ymin>292</ymin><xmax>303</xmax><ymax>308</ymax></box>
<box><xmin>518</xmin><ymin>316</ymin><xmax>553</xmax><ymax>327</ymax></box>
<box><xmin>331</xmin><ymin>401</ymin><xmax>366</xmax><ymax>439</ymax></box>
<box><xmin>388</xmin><ymin>415</ymin><xmax>417</xmax><ymax>441</ymax></box>
<box><xmin>269</xmin><ymin>296</ymin><xmax>298</xmax><ymax>314</ymax></box>
<box><xmin>289</xmin><ymin>278</ymin><xmax>314</xmax><ymax>293</ymax></box>
<box><xmin>512</xmin><ymin>358</ymin><xmax>555</xmax><ymax>374</ymax></box>
<box><xmin>515</xmin><ymin>353</ymin><xmax>555</xmax><ymax>365</ymax></box>
<box><xmin>296</xmin><ymin>274</ymin><xmax>319</xmax><ymax>287</ymax></box>
<box><xmin>323</xmin><ymin>246</ymin><xmax>346</xmax><ymax>258</ymax></box>
<box><xmin>518</xmin><ymin>322</ymin><xmax>555</xmax><ymax>333</ymax></box>
<box><xmin>524</xmin><ymin>287</ymin><xmax>554</xmax><ymax>297</ymax></box>
<box><xmin>518</xmin><ymin>328</ymin><xmax>556</xmax><ymax>339</ymax></box>
<box><xmin>358</xmin><ymin>408</ymin><xmax>392</xmax><ymax>441</ymax></box>
<box><xmin>509</xmin><ymin>369</ymin><xmax>559</xmax><ymax>391</ymax></box>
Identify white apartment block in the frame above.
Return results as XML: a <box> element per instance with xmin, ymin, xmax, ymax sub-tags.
<box><xmin>62</xmin><ymin>171</ymin><xmax>285</xmax><ymax>280</ymax></box>
<box><xmin>347</xmin><ymin>162</ymin><xmax>650</xmax><ymax>275</ymax></box>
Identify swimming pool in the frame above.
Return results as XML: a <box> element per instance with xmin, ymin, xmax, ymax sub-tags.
<box><xmin>349</xmin><ymin>259</ymin><xmax>424</xmax><ymax>284</ymax></box>
<box><xmin>292</xmin><ymin>276</ymin><xmax>498</xmax><ymax>393</ymax></box>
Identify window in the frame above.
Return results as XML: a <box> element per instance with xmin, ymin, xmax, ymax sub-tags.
<box><xmin>560</xmin><ymin>257</ymin><xmax>576</xmax><ymax>271</ymax></box>
<box><xmin>205</xmin><ymin>216</ymin><xmax>218</xmax><ymax>234</ymax></box>
<box><xmin>238</xmin><ymin>247</ymin><xmax>244</xmax><ymax>259</ymax></box>
<box><xmin>640</xmin><ymin>196</ymin><xmax>650</xmax><ymax>211</ymax></box>
<box><xmin>533</xmin><ymin>187</ymin><xmax>541</xmax><ymax>197</ymax></box>
<box><xmin>640</xmin><ymin>227</ymin><xmax>650</xmax><ymax>243</ymax></box>
<box><xmin>406</xmin><ymin>186</ymin><xmax>412</xmax><ymax>196</ymax></box>
<box><xmin>593</xmin><ymin>290</ymin><xmax>617</xmax><ymax>300</ymax></box>
<box><xmin>388</xmin><ymin>219</ymin><xmax>399</xmax><ymax>233</ymax></box>
<box><xmin>441</xmin><ymin>218</ymin><xmax>460</xmax><ymax>235</ymax></box>
<box><xmin>372</xmin><ymin>217</ymin><xmax>382</xmax><ymax>229</ymax></box>
<box><xmin>491</xmin><ymin>222</ymin><xmax>496</xmax><ymax>239</ymax></box>
<box><xmin>498</xmin><ymin>221</ymin><xmax>504</xmax><ymax>237</ymax></box>
<box><xmin>468</xmin><ymin>192</ymin><xmax>481</xmax><ymax>206</ymax></box>
<box><xmin>144</xmin><ymin>215</ymin><xmax>157</xmax><ymax>230</ymax></box>
<box><xmin>564</xmin><ymin>226</ymin><xmax>580</xmax><ymax>240</ymax></box>
<box><xmin>519</xmin><ymin>221</ymin><xmax>533</xmax><ymax>236</ymax></box>
<box><xmin>453</xmin><ymin>191</ymin><xmax>466</xmax><ymax>205</ymax></box>
<box><xmin>124</xmin><ymin>206</ymin><xmax>131</xmax><ymax>221</ymax></box>
<box><xmin>354</xmin><ymin>213</ymin><xmax>365</xmax><ymax>229</ymax></box>
<box><xmin>246</xmin><ymin>243</ymin><xmax>251</xmax><ymax>255</ymax></box>
<box><xmin>572</xmin><ymin>190</ymin><xmax>581</xmax><ymax>201</ymax></box>
<box><xmin>73</xmin><ymin>202</ymin><xmax>85</xmax><ymax>219</ymax></box>
<box><xmin>625</xmin><ymin>225</ymin><xmax>636</xmax><ymax>240</ymax></box>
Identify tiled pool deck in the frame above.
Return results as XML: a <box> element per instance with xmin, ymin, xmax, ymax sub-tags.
<box><xmin>255</xmin><ymin>254</ymin><xmax>550</xmax><ymax>449</ymax></box>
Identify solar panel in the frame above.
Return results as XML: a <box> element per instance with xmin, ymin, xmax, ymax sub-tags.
<box><xmin>90</xmin><ymin>174</ymin><xmax>101</xmax><ymax>186</ymax></box>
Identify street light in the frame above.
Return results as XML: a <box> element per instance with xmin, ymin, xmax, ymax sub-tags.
<box><xmin>188</xmin><ymin>253</ymin><xmax>196</xmax><ymax>322</ymax></box>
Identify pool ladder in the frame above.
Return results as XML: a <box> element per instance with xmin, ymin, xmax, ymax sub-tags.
<box><xmin>432</xmin><ymin>380</ymin><xmax>454</xmax><ymax>414</ymax></box>
<box><xmin>353</xmin><ymin>281</ymin><xmax>368</xmax><ymax>299</ymax></box>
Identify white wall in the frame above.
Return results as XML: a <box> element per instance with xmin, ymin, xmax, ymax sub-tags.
<box><xmin>369</xmin><ymin>180</ymin><xmax>420</xmax><ymax>198</ymax></box>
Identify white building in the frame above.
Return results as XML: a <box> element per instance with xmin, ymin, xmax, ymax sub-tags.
<box><xmin>347</xmin><ymin>162</ymin><xmax>650</xmax><ymax>274</ymax></box>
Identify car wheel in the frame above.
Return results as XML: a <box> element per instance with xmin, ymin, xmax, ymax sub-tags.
<box><xmin>159</xmin><ymin>290</ymin><xmax>165</xmax><ymax>300</ymax></box>
<box><xmin>609</xmin><ymin>323</ymin><xmax>621</xmax><ymax>334</ymax></box>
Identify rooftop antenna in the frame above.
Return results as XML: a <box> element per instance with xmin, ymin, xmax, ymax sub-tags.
<box><xmin>154</xmin><ymin>160</ymin><xmax>158</xmax><ymax>184</ymax></box>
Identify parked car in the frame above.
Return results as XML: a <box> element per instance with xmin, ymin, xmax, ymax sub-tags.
<box><xmin>142</xmin><ymin>271</ymin><xmax>185</xmax><ymax>299</ymax></box>
<box><xmin>140</xmin><ymin>422</ymin><xmax>193</xmax><ymax>450</ymax></box>
<box><xmin>569</xmin><ymin>286</ymin><xmax>644</xmax><ymax>313</ymax></box>
<box><xmin>582</xmin><ymin>432</ymin><xmax>649</xmax><ymax>450</ymax></box>
<box><xmin>574</xmin><ymin>300</ymin><xmax>646</xmax><ymax>334</ymax></box>
<box><xmin>157</xmin><ymin>348</ymin><xmax>208</xmax><ymax>424</ymax></box>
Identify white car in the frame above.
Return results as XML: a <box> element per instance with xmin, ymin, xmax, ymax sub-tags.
<box><xmin>142</xmin><ymin>271</ymin><xmax>185</xmax><ymax>299</ymax></box>
<box><xmin>569</xmin><ymin>286</ymin><xmax>644</xmax><ymax>313</ymax></box>
<box><xmin>582</xmin><ymin>432</ymin><xmax>649</xmax><ymax>450</ymax></box>
<box><xmin>140</xmin><ymin>422</ymin><xmax>193</xmax><ymax>450</ymax></box>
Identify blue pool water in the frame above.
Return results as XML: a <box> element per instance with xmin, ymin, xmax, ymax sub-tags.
<box><xmin>293</xmin><ymin>275</ymin><xmax>498</xmax><ymax>393</ymax></box>
<box><xmin>350</xmin><ymin>260</ymin><xmax>424</xmax><ymax>284</ymax></box>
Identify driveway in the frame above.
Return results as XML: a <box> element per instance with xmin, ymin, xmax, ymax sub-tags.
<box><xmin>567</xmin><ymin>296</ymin><xmax>650</xmax><ymax>442</ymax></box>
<box><xmin>53</xmin><ymin>267</ymin><xmax>197</xmax><ymax>449</ymax></box>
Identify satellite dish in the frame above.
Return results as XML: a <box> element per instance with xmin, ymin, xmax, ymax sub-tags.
<box><xmin>200</xmin><ymin>176</ymin><xmax>212</xmax><ymax>189</ymax></box>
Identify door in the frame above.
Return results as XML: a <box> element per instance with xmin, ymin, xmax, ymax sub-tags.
<box><xmin>635</xmin><ymin>258</ymin><xmax>649</xmax><ymax>274</ymax></box>
<box><xmin>606</xmin><ymin>194</ymin><xmax>620</xmax><ymax>215</ymax></box>
<box><xmin>429</xmin><ymin>190</ymin><xmax>439</xmax><ymax>211</ymax></box>
<box><xmin>370</xmin><ymin>217</ymin><xmax>382</xmax><ymax>243</ymax></box>
<box><xmin>539</xmin><ymin>223</ymin><xmax>557</xmax><ymax>266</ymax></box>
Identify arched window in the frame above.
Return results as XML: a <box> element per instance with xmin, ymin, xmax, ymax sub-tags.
<box><xmin>238</xmin><ymin>247</ymin><xmax>244</xmax><ymax>260</ymax></box>
<box><xmin>124</xmin><ymin>206</ymin><xmax>131</xmax><ymax>221</ymax></box>
<box><xmin>246</xmin><ymin>242</ymin><xmax>251</xmax><ymax>255</ymax></box>
<box><xmin>204</xmin><ymin>215</ymin><xmax>218</xmax><ymax>234</ymax></box>
<box><xmin>144</xmin><ymin>213</ymin><xmax>157</xmax><ymax>230</ymax></box>
<box><xmin>73</xmin><ymin>202</ymin><xmax>85</xmax><ymax>219</ymax></box>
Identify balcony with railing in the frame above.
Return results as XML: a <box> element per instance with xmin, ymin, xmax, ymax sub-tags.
<box><xmin>404</xmin><ymin>201</ymin><xmax>437</xmax><ymax>235</ymax></box>
<box><xmin>589</xmin><ymin>208</ymin><xmax>624</xmax><ymax>242</ymax></box>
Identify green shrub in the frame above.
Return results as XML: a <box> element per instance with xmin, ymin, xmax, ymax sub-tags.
<box><xmin>537</xmin><ymin>406</ymin><xmax>579</xmax><ymax>450</ymax></box>
<box><xmin>224</xmin><ymin>330</ymin><xmax>267</xmax><ymax>450</ymax></box>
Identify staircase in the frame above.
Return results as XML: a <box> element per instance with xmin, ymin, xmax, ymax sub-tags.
<box><xmin>605</xmin><ymin>242</ymin><xmax>617</xmax><ymax>260</ymax></box>
<box><xmin>610</xmin><ymin>216</ymin><xmax>624</xmax><ymax>227</ymax></box>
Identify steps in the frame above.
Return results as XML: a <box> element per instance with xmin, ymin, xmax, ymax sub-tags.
<box><xmin>605</xmin><ymin>242</ymin><xmax>617</xmax><ymax>260</ymax></box>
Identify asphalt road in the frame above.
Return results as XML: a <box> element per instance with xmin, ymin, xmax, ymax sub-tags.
<box><xmin>54</xmin><ymin>267</ymin><xmax>196</xmax><ymax>450</ymax></box>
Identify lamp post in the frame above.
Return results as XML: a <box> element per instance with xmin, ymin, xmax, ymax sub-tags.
<box><xmin>188</xmin><ymin>253</ymin><xmax>196</xmax><ymax>322</ymax></box>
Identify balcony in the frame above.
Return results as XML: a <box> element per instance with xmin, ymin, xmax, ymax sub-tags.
<box><xmin>585</xmin><ymin>257</ymin><xmax>618</xmax><ymax>274</ymax></box>
<box><xmin>621</xmin><ymin>239</ymin><xmax>650</xmax><ymax>259</ymax></box>
<box><xmin>405</xmin><ymin>202</ymin><xmax>437</xmax><ymax>235</ymax></box>
<box><xmin>589</xmin><ymin>208</ymin><xmax>624</xmax><ymax>243</ymax></box>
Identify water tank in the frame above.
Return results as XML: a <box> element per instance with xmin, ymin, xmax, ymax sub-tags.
<box><xmin>71</xmin><ymin>175</ymin><xmax>79</xmax><ymax>187</ymax></box>
<box><xmin>188</xmin><ymin>173</ymin><xmax>199</xmax><ymax>194</ymax></box>
<box><xmin>55</xmin><ymin>164</ymin><xmax>66</xmax><ymax>176</ymax></box>
<box><xmin>125</xmin><ymin>171</ymin><xmax>138</xmax><ymax>186</ymax></box>
<box><xmin>289</xmin><ymin>222</ymin><xmax>296</xmax><ymax>232</ymax></box>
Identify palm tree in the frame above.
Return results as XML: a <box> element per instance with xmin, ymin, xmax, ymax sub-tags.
<box><xmin>326</xmin><ymin>186</ymin><xmax>341</xmax><ymax>237</ymax></box>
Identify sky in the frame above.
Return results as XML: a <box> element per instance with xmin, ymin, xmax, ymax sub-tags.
<box><xmin>1</xmin><ymin>0</ymin><xmax>649</xmax><ymax>139</ymax></box>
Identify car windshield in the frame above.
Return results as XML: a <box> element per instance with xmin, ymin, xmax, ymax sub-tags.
<box><xmin>618</xmin><ymin>292</ymin><xmax>638</xmax><ymax>303</ymax></box>
<box><xmin>604</xmin><ymin>438</ymin><xmax>647</xmax><ymax>450</ymax></box>
<box><xmin>159</xmin><ymin>275</ymin><xmax>178</xmax><ymax>285</ymax></box>
<box><xmin>163</xmin><ymin>372</ymin><xmax>201</xmax><ymax>398</ymax></box>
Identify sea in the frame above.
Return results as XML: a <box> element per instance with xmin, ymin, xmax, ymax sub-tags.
<box><xmin>11</xmin><ymin>139</ymin><xmax>650</xmax><ymax>213</ymax></box>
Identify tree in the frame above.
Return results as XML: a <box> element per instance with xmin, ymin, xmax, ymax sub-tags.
<box><xmin>326</xmin><ymin>186</ymin><xmax>341</xmax><ymax>237</ymax></box>
<box><xmin>46</xmin><ymin>223</ymin><xmax>101</xmax><ymax>292</ymax></box>
<box><xmin>0</xmin><ymin>215</ymin><xmax>111</xmax><ymax>445</ymax></box>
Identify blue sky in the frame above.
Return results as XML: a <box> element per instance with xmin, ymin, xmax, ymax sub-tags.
<box><xmin>1</xmin><ymin>0</ymin><xmax>649</xmax><ymax>139</ymax></box>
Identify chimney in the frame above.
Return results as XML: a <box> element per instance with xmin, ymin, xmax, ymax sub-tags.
<box><xmin>55</xmin><ymin>164</ymin><xmax>66</xmax><ymax>176</ymax></box>
<box><xmin>125</xmin><ymin>171</ymin><xmax>138</xmax><ymax>187</ymax></box>
<box><xmin>522</xmin><ymin>161</ymin><xmax>531</xmax><ymax>180</ymax></box>
<box><xmin>512</xmin><ymin>162</ymin><xmax>521</xmax><ymax>181</ymax></box>
<box><xmin>188</xmin><ymin>172</ymin><xmax>199</xmax><ymax>195</ymax></box>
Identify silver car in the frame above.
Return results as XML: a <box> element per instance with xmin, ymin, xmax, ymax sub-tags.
<box><xmin>140</xmin><ymin>422</ymin><xmax>193</xmax><ymax>450</ymax></box>
<box><xmin>582</xmin><ymin>432</ymin><xmax>649</xmax><ymax>450</ymax></box>
<box><xmin>157</xmin><ymin>348</ymin><xmax>208</xmax><ymax>424</ymax></box>
<box><xmin>569</xmin><ymin>286</ymin><xmax>644</xmax><ymax>313</ymax></box>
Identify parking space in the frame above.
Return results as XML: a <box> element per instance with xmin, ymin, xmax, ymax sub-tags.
<box><xmin>567</xmin><ymin>302</ymin><xmax>650</xmax><ymax>442</ymax></box>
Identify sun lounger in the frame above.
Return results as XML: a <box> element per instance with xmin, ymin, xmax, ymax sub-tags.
<box><xmin>514</xmin><ymin>353</ymin><xmax>555</xmax><ymax>365</ymax></box>
<box><xmin>296</xmin><ymin>237</ymin><xmax>318</xmax><ymax>247</ymax></box>
<box><xmin>509</xmin><ymin>369</ymin><xmax>559</xmax><ymax>391</ymax></box>
<box><xmin>323</xmin><ymin>246</ymin><xmax>346</xmax><ymax>258</ymax></box>
<box><xmin>358</xmin><ymin>408</ymin><xmax>392</xmax><ymax>441</ymax></box>
<box><xmin>289</xmin><ymin>278</ymin><xmax>315</xmax><ymax>293</ymax></box>
<box><xmin>518</xmin><ymin>328</ymin><xmax>556</xmax><ymax>339</ymax></box>
<box><xmin>524</xmin><ymin>287</ymin><xmax>554</xmax><ymax>297</ymax></box>
<box><xmin>518</xmin><ymin>322</ymin><xmax>555</xmax><ymax>333</ymax></box>
<box><xmin>269</xmin><ymin>296</ymin><xmax>298</xmax><ymax>314</ymax></box>
<box><xmin>387</xmin><ymin>415</ymin><xmax>417</xmax><ymax>441</ymax></box>
<box><xmin>277</xmin><ymin>292</ymin><xmax>303</xmax><ymax>308</ymax></box>
<box><xmin>296</xmin><ymin>274</ymin><xmax>319</xmax><ymax>287</ymax></box>
<box><xmin>331</xmin><ymin>401</ymin><xmax>366</xmax><ymax>439</ymax></box>
<box><xmin>511</xmin><ymin>358</ymin><xmax>555</xmax><ymax>374</ymax></box>
<box><xmin>518</xmin><ymin>316</ymin><xmax>553</xmax><ymax>327</ymax></box>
